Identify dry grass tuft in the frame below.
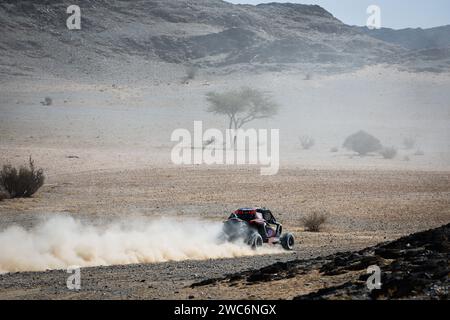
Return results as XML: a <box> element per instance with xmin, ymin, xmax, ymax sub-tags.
<box><xmin>301</xmin><ymin>211</ymin><xmax>328</xmax><ymax>232</ymax></box>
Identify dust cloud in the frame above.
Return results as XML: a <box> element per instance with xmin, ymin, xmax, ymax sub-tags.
<box><xmin>0</xmin><ymin>215</ymin><xmax>282</xmax><ymax>273</ymax></box>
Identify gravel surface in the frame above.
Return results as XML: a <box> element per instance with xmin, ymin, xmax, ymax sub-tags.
<box><xmin>0</xmin><ymin>167</ymin><xmax>449</xmax><ymax>299</ymax></box>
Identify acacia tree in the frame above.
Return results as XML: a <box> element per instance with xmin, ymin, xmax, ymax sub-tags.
<box><xmin>206</xmin><ymin>87</ymin><xmax>279</xmax><ymax>143</ymax></box>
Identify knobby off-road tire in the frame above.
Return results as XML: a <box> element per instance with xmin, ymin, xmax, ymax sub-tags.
<box><xmin>281</xmin><ymin>233</ymin><xmax>295</xmax><ymax>250</ymax></box>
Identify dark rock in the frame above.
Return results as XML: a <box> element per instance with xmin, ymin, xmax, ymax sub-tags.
<box><xmin>191</xmin><ymin>223</ymin><xmax>449</xmax><ymax>300</ymax></box>
<box><xmin>247</xmin><ymin>272</ymin><xmax>275</xmax><ymax>283</ymax></box>
<box><xmin>190</xmin><ymin>278</ymin><xmax>220</xmax><ymax>288</ymax></box>
<box><xmin>374</xmin><ymin>248</ymin><xmax>403</xmax><ymax>259</ymax></box>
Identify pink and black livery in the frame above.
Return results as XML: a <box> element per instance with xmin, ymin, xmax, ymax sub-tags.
<box><xmin>222</xmin><ymin>207</ymin><xmax>295</xmax><ymax>250</ymax></box>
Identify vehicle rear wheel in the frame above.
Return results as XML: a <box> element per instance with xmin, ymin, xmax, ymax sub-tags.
<box><xmin>223</xmin><ymin>220</ymin><xmax>247</xmax><ymax>241</ymax></box>
<box><xmin>281</xmin><ymin>233</ymin><xmax>295</xmax><ymax>250</ymax></box>
<box><xmin>247</xmin><ymin>232</ymin><xmax>263</xmax><ymax>249</ymax></box>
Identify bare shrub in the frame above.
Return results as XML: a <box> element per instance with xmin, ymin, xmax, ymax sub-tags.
<box><xmin>403</xmin><ymin>137</ymin><xmax>416</xmax><ymax>150</ymax></box>
<box><xmin>301</xmin><ymin>211</ymin><xmax>328</xmax><ymax>232</ymax></box>
<box><xmin>185</xmin><ymin>66</ymin><xmax>198</xmax><ymax>81</ymax></box>
<box><xmin>414</xmin><ymin>149</ymin><xmax>425</xmax><ymax>156</ymax></box>
<box><xmin>330</xmin><ymin>147</ymin><xmax>339</xmax><ymax>153</ymax></box>
<box><xmin>300</xmin><ymin>136</ymin><xmax>315</xmax><ymax>150</ymax></box>
<box><xmin>0</xmin><ymin>157</ymin><xmax>45</xmax><ymax>198</ymax></box>
<box><xmin>202</xmin><ymin>137</ymin><xmax>216</xmax><ymax>150</ymax></box>
<box><xmin>380</xmin><ymin>146</ymin><xmax>398</xmax><ymax>159</ymax></box>
<box><xmin>304</xmin><ymin>73</ymin><xmax>312</xmax><ymax>80</ymax></box>
<box><xmin>41</xmin><ymin>97</ymin><xmax>52</xmax><ymax>106</ymax></box>
<box><xmin>343</xmin><ymin>130</ymin><xmax>382</xmax><ymax>156</ymax></box>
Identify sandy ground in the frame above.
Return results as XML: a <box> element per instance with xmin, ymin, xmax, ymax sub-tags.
<box><xmin>0</xmin><ymin>67</ymin><xmax>449</xmax><ymax>299</ymax></box>
<box><xmin>0</xmin><ymin>166</ymin><xmax>449</xmax><ymax>299</ymax></box>
<box><xmin>1</xmin><ymin>66</ymin><xmax>450</xmax><ymax>173</ymax></box>
<box><xmin>1</xmin><ymin>167</ymin><xmax>449</xmax><ymax>234</ymax></box>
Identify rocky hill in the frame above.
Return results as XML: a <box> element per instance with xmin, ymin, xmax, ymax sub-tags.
<box><xmin>0</xmin><ymin>0</ymin><xmax>402</xmax><ymax>82</ymax></box>
<box><xmin>359</xmin><ymin>25</ymin><xmax>450</xmax><ymax>73</ymax></box>
<box><xmin>192</xmin><ymin>223</ymin><xmax>449</xmax><ymax>300</ymax></box>
<box><xmin>1</xmin><ymin>0</ymin><xmax>449</xmax><ymax>82</ymax></box>
<box><xmin>360</xmin><ymin>25</ymin><xmax>450</xmax><ymax>50</ymax></box>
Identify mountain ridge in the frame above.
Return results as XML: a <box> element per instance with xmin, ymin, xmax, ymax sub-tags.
<box><xmin>1</xmin><ymin>0</ymin><xmax>449</xmax><ymax>82</ymax></box>
<box><xmin>359</xmin><ymin>25</ymin><xmax>450</xmax><ymax>50</ymax></box>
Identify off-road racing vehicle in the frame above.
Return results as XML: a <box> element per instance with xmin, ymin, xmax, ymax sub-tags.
<box><xmin>222</xmin><ymin>207</ymin><xmax>295</xmax><ymax>250</ymax></box>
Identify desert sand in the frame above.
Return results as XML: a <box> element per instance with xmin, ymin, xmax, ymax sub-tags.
<box><xmin>0</xmin><ymin>67</ymin><xmax>449</xmax><ymax>299</ymax></box>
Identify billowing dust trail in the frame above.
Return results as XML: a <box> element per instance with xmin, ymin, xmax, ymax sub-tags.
<box><xmin>0</xmin><ymin>216</ymin><xmax>282</xmax><ymax>273</ymax></box>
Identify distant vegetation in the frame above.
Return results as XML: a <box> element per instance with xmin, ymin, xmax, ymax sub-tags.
<box><xmin>414</xmin><ymin>149</ymin><xmax>425</xmax><ymax>156</ymax></box>
<box><xmin>299</xmin><ymin>136</ymin><xmax>315</xmax><ymax>150</ymax></box>
<box><xmin>185</xmin><ymin>65</ymin><xmax>198</xmax><ymax>82</ymax></box>
<box><xmin>301</xmin><ymin>211</ymin><xmax>328</xmax><ymax>232</ymax></box>
<box><xmin>206</xmin><ymin>87</ymin><xmax>279</xmax><ymax>143</ymax></box>
<box><xmin>380</xmin><ymin>146</ymin><xmax>398</xmax><ymax>159</ymax></box>
<box><xmin>0</xmin><ymin>157</ymin><xmax>45</xmax><ymax>198</ymax></box>
<box><xmin>343</xmin><ymin>130</ymin><xmax>382</xmax><ymax>156</ymax></box>
<box><xmin>403</xmin><ymin>137</ymin><xmax>416</xmax><ymax>150</ymax></box>
<box><xmin>41</xmin><ymin>97</ymin><xmax>52</xmax><ymax>106</ymax></box>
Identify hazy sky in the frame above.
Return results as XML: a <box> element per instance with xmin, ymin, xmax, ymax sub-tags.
<box><xmin>226</xmin><ymin>0</ymin><xmax>450</xmax><ymax>29</ymax></box>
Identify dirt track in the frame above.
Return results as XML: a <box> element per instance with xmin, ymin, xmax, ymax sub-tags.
<box><xmin>0</xmin><ymin>167</ymin><xmax>449</xmax><ymax>299</ymax></box>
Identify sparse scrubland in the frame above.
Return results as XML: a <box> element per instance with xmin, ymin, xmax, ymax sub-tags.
<box><xmin>1</xmin><ymin>167</ymin><xmax>448</xmax><ymax>299</ymax></box>
<box><xmin>300</xmin><ymin>136</ymin><xmax>315</xmax><ymax>150</ymax></box>
<box><xmin>0</xmin><ymin>0</ymin><xmax>449</xmax><ymax>301</ymax></box>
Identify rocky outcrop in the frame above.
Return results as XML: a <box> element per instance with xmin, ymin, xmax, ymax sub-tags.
<box><xmin>0</xmin><ymin>0</ymin><xmax>400</xmax><ymax>80</ymax></box>
<box><xmin>192</xmin><ymin>224</ymin><xmax>449</xmax><ymax>300</ymax></box>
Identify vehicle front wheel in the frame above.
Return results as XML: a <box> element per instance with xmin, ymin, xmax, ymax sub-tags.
<box><xmin>281</xmin><ymin>233</ymin><xmax>295</xmax><ymax>250</ymax></box>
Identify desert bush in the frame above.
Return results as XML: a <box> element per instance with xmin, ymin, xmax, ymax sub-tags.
<box><xmin>301</xmin><ymin>211</ymin><xmax>328</xmax><ymax>232</ymax></box>
<box><xmin>202</xmin><ymin>137</ymin><xmax>216</xmax><ymax>150</ymax></box>
<box><xmin>185</xmin><ymin>66</ymin><xmax>198</xmax><ymax>81</ymax></box>
<box><xmin>343</xmin><ymin>130</ymin><xmax>382</xmax><ymax>156</ymax></box>
<box><xmin>414</xmin><ymin>149</ymin><xmax>425</xmax><ymax>156</ymax></box>
<box><xmin>0</xmin><ymin>157</ymin><xmax>45</xmax><ymax>198</ymax></box>
<box><xmin>41</xmin><ymin>97</ymin><xmax>52</xmax><ymax>106</ymax></box>
<box><xmin>330</xmin><ymin>147</ymin><xmax>339</xmax><ymax>153</ymax></box>
<box><xmin>403</xmin><ymin>137</ymin><xmax>416</xmax><ymax>150</ymax></box>
<box><xmin>300</xmin><ymin>136</ymin><xmax>315</xmax><ymax>150</ymax></box>
<box><xmin>380</xmin><ymin>146</ymin><xmax>398</xmax><ymax>159</ymax></box>
<box><xmin>304</xmin><ymin>73</ymin><xmax>312</xmax><ymax>80</ymax></box>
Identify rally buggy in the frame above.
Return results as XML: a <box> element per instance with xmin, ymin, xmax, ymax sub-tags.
<box><xmin>221</xmin><ymin>207</ymin><xmax>295</xmax><ymax>250</ymax></box>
